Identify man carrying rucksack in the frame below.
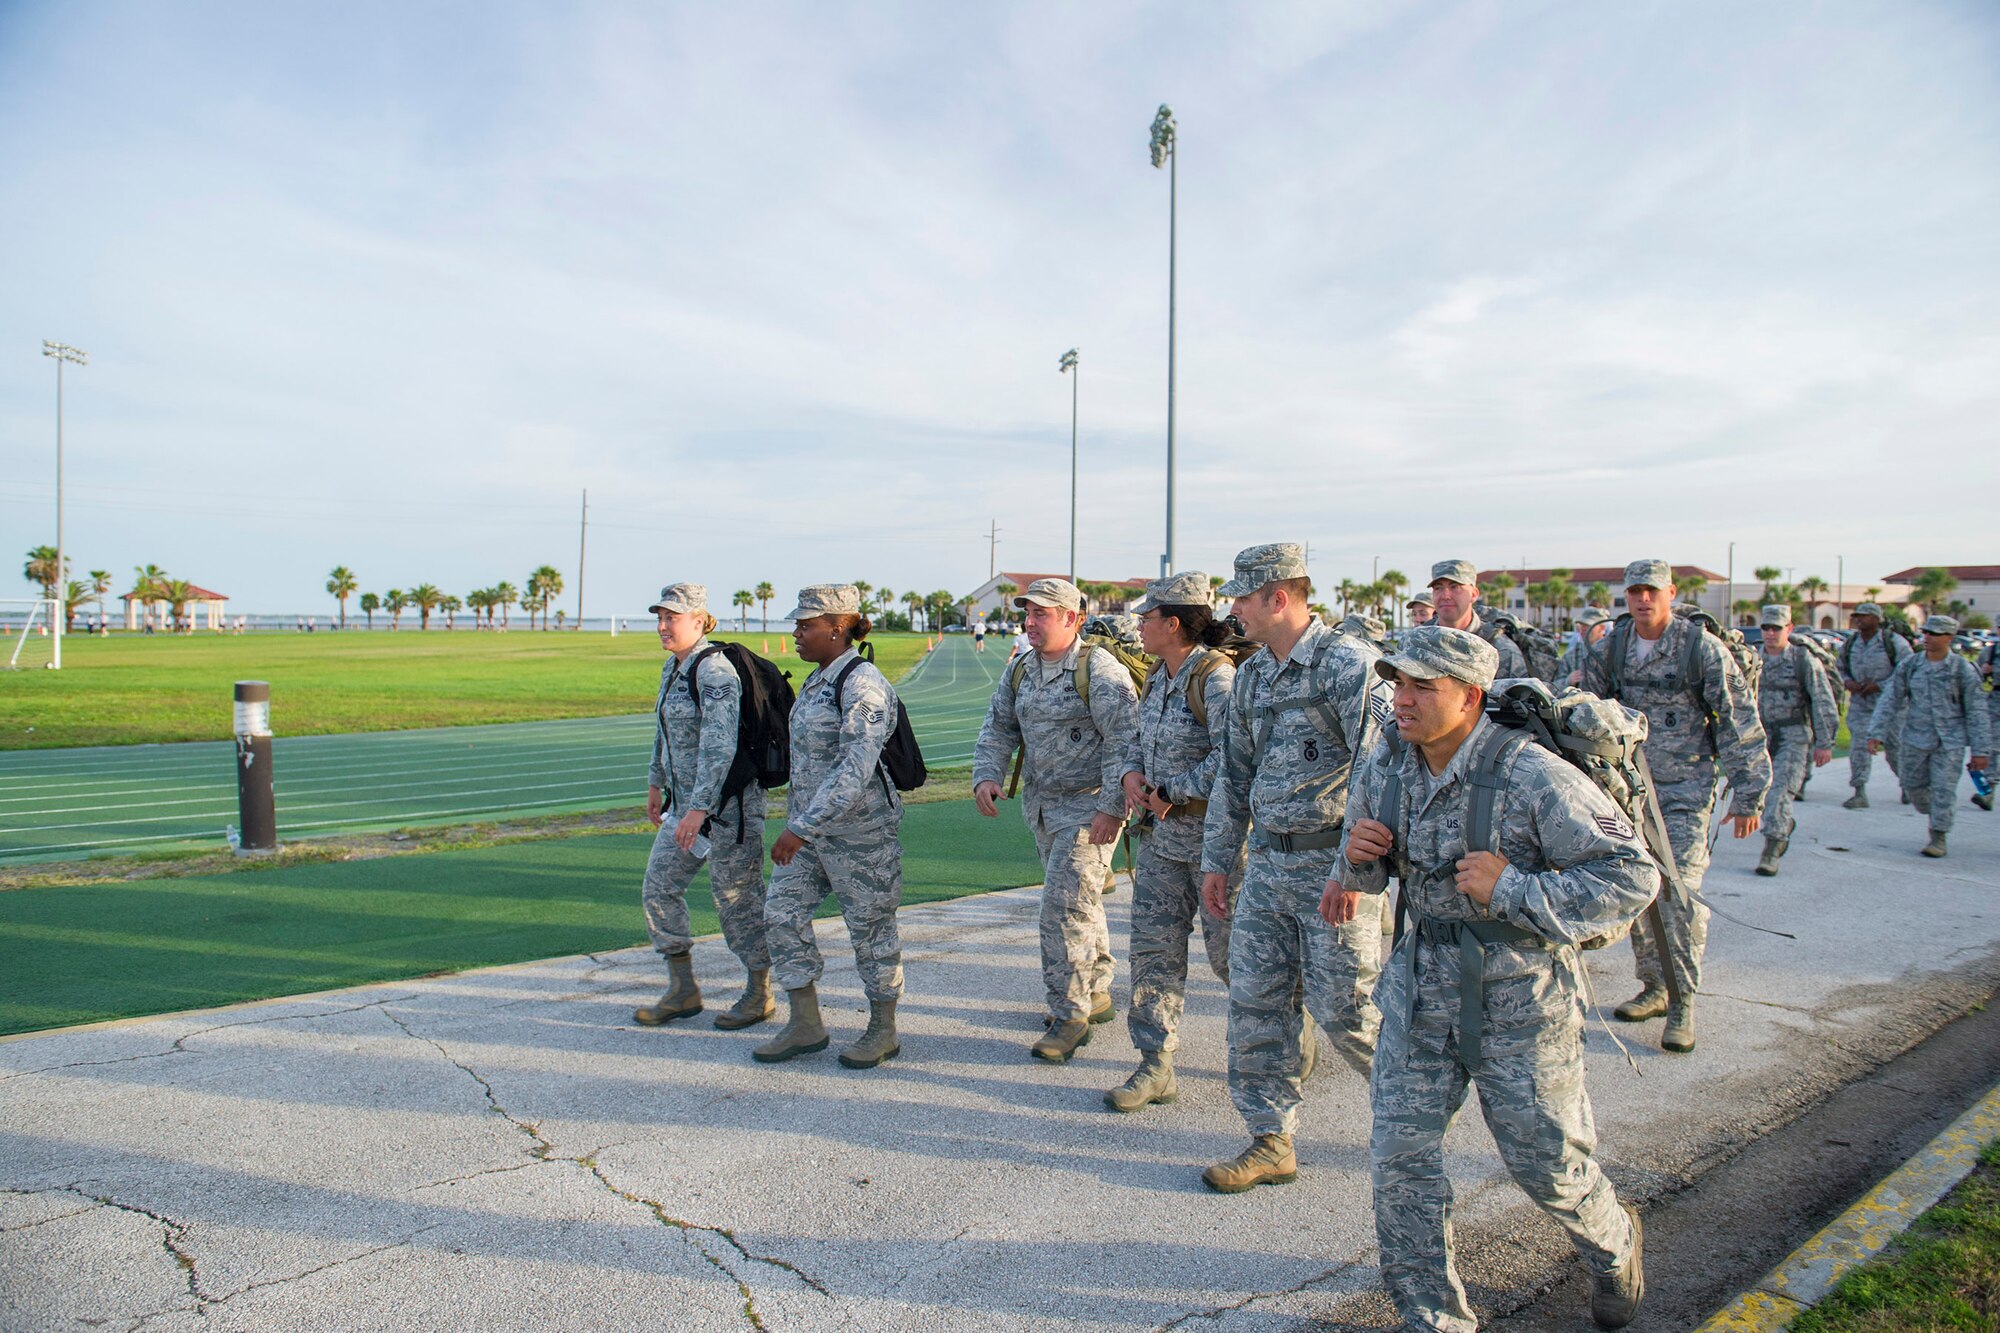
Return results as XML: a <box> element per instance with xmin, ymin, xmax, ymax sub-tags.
<box><xmin>1196</xmin><ymin>543</ymin><xmax>1391</xmax><ymax>1192</ymax></box>
<box><xmin>1866</xmin><ymin>614</ymin><xmax>1991</xmax><ymax>859</ymax></box>
<box><xmin>1755</xmin><ymin>606</ymin><xmax>1838</xmax><ymax>877</ymax></box>
<box><xmin>1579</xmin><ymin>559</ymin><xmax>1770</xmax><ymax>1054</ymax></box>
<box><xmin>1337</xmin><ymin>626</ymin><xmax>1654</xmax><ymax>1333</ymax></box>
<box><xmin>972</xmin><ymin>577</ymin><xmax>1141</xmax><ymax>1062</ymax></box>
<box><xmin>1561</xmin><ymin>607</ymin><xmax>1613</xmax><ymax>686</ymax></box>
<box><xmin>1427</xmin><ymin>559</ymin><xmax>1530</xmax><ymax>679</ymax></box>
<box><xmin>1840</xmin><ymin>602</ymin><xmax>1909</xmax><ymax>809</ymax></box>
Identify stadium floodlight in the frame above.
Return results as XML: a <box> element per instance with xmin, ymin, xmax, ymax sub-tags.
<box><xmin>42</xmin><ymin>340</ymin><xmax>87</xmax><ymax>661</ymax></box>
<box><xmin>1147</xmin><ymin>106</ymin><xmax>1177</xmax><ymax>575</ymax></box>
<box><xmin>1059</xmin><ymin>349</ymin><xmax>1080</xmax><ymax>583</ymax></box>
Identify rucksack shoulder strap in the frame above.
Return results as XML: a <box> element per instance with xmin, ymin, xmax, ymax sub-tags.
<box><xmin>1604</xmin><ymin>620</ymin><xmax>1631</xmax><ymax>697</ymax></box>
<box><xmin>830</xmin><ymin>656</ymin><xmax>866</xmax><ymax>711</ymax></box>
<box><xmin>684</xmin><ymin>645</ymin><xmax>725</xmax><ymax>708</ymax></box>
<box><xmin>1184</xmin><ymin>649</ymin><xmax>1222</xmax><ymax>727</ymax></box>
<box><xmin>1076</xmin><ymin>649</ymin><xmax>1093</xmax><ymax>708</ymax></box>
<box><xmin>1465</xmin><ymin>728</ymin><xmax>1530</xmax><ymax>855</ymax></box>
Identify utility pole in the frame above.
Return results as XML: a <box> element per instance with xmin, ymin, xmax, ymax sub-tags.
<box><xmin>42</xmin><ymin>341</ymin><xmax>86</xmax><ymax>644</ymax></box>
<box><xmin>1150</xmin><ymin>104</ymin><xmax>1178</xmax><ymax>575</ymax></box>
<box><xmin>1060</xmin><ymin>348</ymin><xmax>1079</xmax><ymax>583</ymax></box>
<box><xmin>575</xmin><ymin>489</ymin><xmax>587</xmax><ymax>629</ymax></box>
<box><xmin>987</xmin><ymin>520</ymin><xmax>1001</xmax><ymax>581</ymax></box>
<box><xmin>1726</xmin><ymin>541</ymin><xmax>1735</xmax><ymax>627</ymax></box>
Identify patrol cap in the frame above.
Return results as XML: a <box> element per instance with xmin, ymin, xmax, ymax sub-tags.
<box><xmin>1760</xmin><ymin>604</ymin><xmax>1792</xmax><ymax>628</ymax></box>
<box><xmin>1406</xmin><ymin>590</ymin><xmax>1435</xmax><ymax>609</ymax></box>
<box><xmin>1374</xmin><ymin>625</ymin><xmax>1499</xmax><ymax>692</ymax></box>
<box><xmin>1217</xmin><ymin>543</ymin><xmax>1308</xmax><ymax>598</ymax></box>
<box><xmin>648</xmin><ymin>582</ymin><xmax>707</xmax><ymax>615</ymax></box>
<box><xmin>1624</xmin><ymin>559</ymin><xmax>1673</xmax><ymax>590</ymax></box>
<box><xmin>1428</xmin><ymin>559</ymin><xmax>1477</xmax><ymax>588</ymax></box>
<box><xmin>1576</xmin><ymin>606</ymin><xmax>1611</xmax><ymax>629</ymax></box>
<box><xmin>1852</xmin><ymin>602</ymin><xmax>1884</xmax><ymax>619</ymax></box>
<box><xmin>1131</xmin><ymin>570</ymin><xmax>1212</xmax><ymax>615</ymax></box>
<box><xmin>785</xmin><ymin>583</ymin><xmax>861</xmax><ymax>621</ymax></box>
<box><xmin>1922</xmin><ymin>613</ymin><xmax>1960</xmax><ymax>635</ymax></box>
<box><xmin>1014</xmin><ymin>577</ymin><xmax>1084</xmax><ymax>612</ymax></box>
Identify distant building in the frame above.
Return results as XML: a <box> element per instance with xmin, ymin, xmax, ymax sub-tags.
<box><xmin>962</xmin><ymin>571</ymin><xmax>1149</xmax><ymax>622</ymax></box>
<box><xmin>1474</xmin><ymin>565</ymin><xmax>1729</xmax><ymax>626</ymax></box>
<box><xmin>1879</xmin><ymin>565</ymin><xmax>2000</xmax><ymax>623</ymax></box>
<box><xmin>123</xmin><ymin>584</ymin><xmax>228</xmax><ymax>631</ymax></box>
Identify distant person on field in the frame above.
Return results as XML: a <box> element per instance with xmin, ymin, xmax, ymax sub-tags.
<box><xmin>634</xmin><ymin>583</ymin><xmax>776</xmax><ymax>1032</ymax></box>
<box><xmin>974</xmin><ymin>619</ymin><xmax>987</xmax><ymax>652</ymax></box>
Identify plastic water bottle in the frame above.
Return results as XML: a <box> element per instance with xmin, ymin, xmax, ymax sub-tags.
<box><xmin>688</xmin><ymin>831</ymin><xmax>712</xmax><ymax>859</ymax></box>
<box><xmin>1972</xmin><ymin>765</ymin><xmax>1994</xmax><ymax>800</ymax></box>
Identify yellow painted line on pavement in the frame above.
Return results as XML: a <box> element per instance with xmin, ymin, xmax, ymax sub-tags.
<box><xmin>1694</xmin><ymin>1077</ymin><xmax>2000</xmax><ymax>1332</ymax></box>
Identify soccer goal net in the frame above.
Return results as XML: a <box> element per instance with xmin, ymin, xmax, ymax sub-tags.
<box><xmin>2</xmin><ymin>599</ymin><xmax>61</xmax><ymax>670</ymax></box>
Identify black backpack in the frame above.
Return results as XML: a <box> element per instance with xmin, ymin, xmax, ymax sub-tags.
<box><xmin>833</xmin><ymin>657</ymin><xmax>928</xmax><ymax>793</ymax></box>
<box><xmin>687</xmin><ymin>643</ymin><xmax>796</xmax><ymax>839</ymax></box>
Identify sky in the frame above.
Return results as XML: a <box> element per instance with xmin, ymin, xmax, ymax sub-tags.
<box><xmin>2</xmin><ymin>0</ymin><xmax>1996</xmax><ymax>618</ymax></box>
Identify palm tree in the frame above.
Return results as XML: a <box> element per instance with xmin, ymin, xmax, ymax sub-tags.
<box><xmin>1910</xmin><ymin>567</ymin><xmax>1957</xmax><ymax>619</ymax></box>
<box><xmin>852</xmin><ymin>581</ymin><xmax>872</xmax><ymax>618</ymax></box>
<box><xmin>1732</xmin><ymin>597</ymin><xmax>1758</xmax><ymax>626</ymax></box>
<box><xmin>22</xmin><ymin>545</ymin><xmax>62</xmax><ymax>600</ymax></box>
<box><xmin>1379</xmin><ymin>569</ymin><xmax>1408</xmax><ymax>627</ymax></box>
<box><xmin>1486</xmin><ymin>572</ymin><xmax>1515</xmax><ymax>614</ymax></box>
<box><xmin>62</xmin><ymin>579</ymin><xmax>89</xmax><ymax>631</ymax></box>
<box><xmin>158</xmin><ymin>578</ymin><xmax>195</xmax><ymax>633</ymax></box>
<box><xmin>410</xmin><ymin>583</ymin><xmax>443</xmax><ymax>630</ymax></box>
<box><xmin>1679</xmin><ymin>573</ymin><xmax>1708</xmax><ymax>606</ymax></box>
<box><xmin>904</xmin><ymin>590</ymin><xmax>924</xmax><ymax>631</ymax></box>
<box><xmin>442</xmin><ymin>593</ymin><xmax>462</xmax><ymax>630</ymax></box>
<box><xmin>876</xmin><ymin>586</ymin><xmax>896</xmax><ymax>619</ymax></box>
<box><xmin>732</xmin><ymin>589</ymin><xmax>754</xmax><ymax>630</ymax></box>
<box><xmin>992</xmin><ymin>582</ymin><xmax>1016</xmax><ymax>625</ymax></box>
<box><xmin>1336</xmin><ymin>578</ymin><xmax>1357</xmax><ymax>617</ymax></box>
<box><xmin>755</xmin><ymin>581</ymin><xmax>775</xmax><ymax>630</ymax></box>
<box><xmin>326</xmin><ymin>565</ymin><xmax>358</xmax><ymax>629</ymax></box>
<box><xmin>930</xmin><ymin>589</ymin><xmax>955</xmax><ymax>630</ymax></box>
<box><xmin>360</xmin><ymin>592</ymin><xmax>380</xmax><ymax>628</ymax></box>
<box><xmin>1753</xmin><ymin>566</ymin><xmax>1784</xmax><ymax>601</ymax></box>
<box><xmin>526</xmin><ymin>565</ymin><xmax>563</xmax><ymax>630</ymax></box>
<box><xmin>89</xmin><ymin>570</ymin><xmax>112</xmax><ymax>621</ymax></box>
<box><xmin>494</xmin><ymin>581</ymin><xmax>518</xmax><ymax>630</ymax></box>
<box><xmin>384</xmin><ymin>589</ymin><xmax>408</xmax><ymax>631</ymax></box>
<box><xmin>1585</xmin><ymin>581</ymin><xmax>1611</xmax><ymax>610</ymax></box>
<box><xmin>1796</xmin><ymin>576</ymin><xmax>1829</xmax><ymax>626</ymax></box>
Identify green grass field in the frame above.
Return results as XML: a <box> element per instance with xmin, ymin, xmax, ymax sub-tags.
<box><xmin>0</xmin><ymin>629</ymin><xmax>933</xmax><ymax>750</ymax></box>
<box><xmin>0</xmin><ymin>798</ymin><xmax>1042</xmax><ymax>1035</ymax></box>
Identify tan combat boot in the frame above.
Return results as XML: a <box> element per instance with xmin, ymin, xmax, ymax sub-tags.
<box><xmin>1104</xmin><ymin>1051</ymin><xmax>1177</xmax><ymax>1113</ymax></box>
<box><xmin>1843</xmin><ymin>789</ymin><xmax>1869</xmax><ymax>809</ymax></box>
<box><xmin>634</xmin><ymin>952</ymin><xmax>703</xmax><ymax>1025</ymax></box>
<box><xmin>751</xmin><ymin>985</ymin><xmax>829</xmax><ymax>1063</ymax></box>
<box><xmin>1755</xmin><ymin>837</ymin><xmax>1785</xmax><ymax>877</ymax></box>
<box><xmin>1661</xmin><ymin>1001</ymin><xmax>1695</xmax><ymax>1053</ymax></box>
<box><xmin>1613</xmin><ymin>986</ymin><xmax>1668</xmax><ymax>1022</ymax></box>
<box><xmin>1042</xmin><ymin>992</ymin><xmax>1113</xmax><ymax>1029</ymax></box>
<box><xmin>1591</xmin><ymin>1202</ymin><xmax>1645</xmax><ymax>1328</ymax></box>
<box><xmin>712</xmin><ymin>969</ymin><xmax>776</xmax><ymax>1030</ymax></box>
<box><xmin>1922</xmin><ymin>831</ymin><xmax>1948</xmax><ymax>858</ymax></box>
<box><xmin>1201</xmin><ymin>1134</ymin><xmax>1297</xmax><ymax>1193</ymax></box>
<box><xmin>837</xmin><ymin>1000</ymin><xmax>900</xmax><ymax>1069</ymax></box>
<box><xmin>1031</xmin><ymin>1018</ymin><xmax>1091</xmax><ymax>1062</ymax></box>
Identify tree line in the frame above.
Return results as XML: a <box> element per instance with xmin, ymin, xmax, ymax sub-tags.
<box><xmin>325</xmin><ymin>565</ymin><xmax>568</xmax><ymax>630</ymax></box>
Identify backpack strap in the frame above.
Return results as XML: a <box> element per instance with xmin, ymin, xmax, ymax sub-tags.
<box><xmin>1377</xmin><ymin>730</ymin><xmax>1411</xmax><ymax>945</ymax></box>
<box><xmin>1250</xmin><ymin>636</ymin><xmax>1342</xmax><ymax>766</ymax></box>
<box><xmin>832</xmin><ymin>656</ymin><xmax>898</xmax><ymax>801</ymax></box>
<box><xmin>1603</xmin><ymin>620</ymin><xmax>1632</xmax><ymax>698</ymax></box>
<box><xmin>683</xmin><ymin>645</ymin><xmax>724</xmax><ymax>709</ymax></box>
<box><xmin>1465</xmin><ymin>728</ymin><xmax>1529</xmax><ymax>855</ymax></box>
<box><xmin>1181</xmin><ymin>648</ymin><xmax>1223</xmax><ymax>728</ymax></box>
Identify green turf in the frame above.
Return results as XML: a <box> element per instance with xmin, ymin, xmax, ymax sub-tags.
<box><xmin>0</xmin><ymin>799</ymin><xmax>1041</xmax><ymax>1035</ymax></box>
<box><xmin>0</xmin><ymin>629</ymin><xmax>933</xmax><ymax>750</ymax></box>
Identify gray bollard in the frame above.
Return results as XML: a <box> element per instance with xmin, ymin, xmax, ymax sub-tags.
<box><xmin>234</xmin><ymin>680</ymin><xmax>277</xmax><ymax>854</ymax></box>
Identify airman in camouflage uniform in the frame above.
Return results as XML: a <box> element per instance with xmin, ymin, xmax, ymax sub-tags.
<box><xmin>1840</xmin><ymin>602</ymin><xmax>1910</xmax><ymax>808</ymax></box>
<box><xmin>1106</xmin><ymin>571</ymin><xmax>1242</xmax><ymax>1113</ymax></box>
<box><xmin>1338</xmin><ymin>626</ymin><xmax>1652</xmax><ymax>1333</ymax></box>
<box><xmin>1755</xmin><ymin>605</ymin><xmax>1839</xmax><ymax>876</ymax></box>
<box><xmin>1579</xmin><ymin>560</ymin><xmax>1769</xmax><ymax>1054</ymax></box>
<box><xmin>1427</xmin><ymin>560</ymin><xmax>1530</xmax><ymax>680</ymax></box>
<box><xmin>973</xmin><ymin>577</ymin><xmax>1142</xmax><ymax>1060</ymax></box>
<box><xmin>1334</xmin><ymin>611</ymin><xmax>1390</xmax><ymax>646</ymax></box>
<box><xmin>1559</xmin><ymin>607</ymin><xmax>1612</xmax><ymax>687</ymax></box>
<box><xmin>1198</xmin><ymin>543</ymin><xmax>1393</xmax><ymax>1192</ymax></box>
<box><xmin>1406</xmin><ymin>591</ymin><xmax>1436</xmax><ymax>628</ymax></box>
<box><xmin>635</xmin><ymin>583</ymin><xmax>773</xmax><ymax>1030</ymax></box>
<box><xmin>1867</xmin><ymin>614</ymin><xmax>1992</xmax><ymax>858</ymax></box>
<box><xmin>755</xmin><ymin>585</ymin><xmax>908</xmax><ymax>1069</ymax></box>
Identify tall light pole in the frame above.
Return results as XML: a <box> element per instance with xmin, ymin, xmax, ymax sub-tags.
<box><xmin>1149</xmin><ymin>103</ymin><xmax>1177</xmax><ymax>576</ymax></box>
<box><xmin>1059</xmin><ymin>348</ymin><xmax>1079</xmax><ymax>583</ymax></box>
<box><xmin>42</xmin><ymin>341</ymin><xmax>87</xmax><ymax>635</ymax></box>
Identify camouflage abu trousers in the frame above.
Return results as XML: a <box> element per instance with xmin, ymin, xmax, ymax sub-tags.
<box><xmin>1848</xmin><ymin>694</ymin><xmax>1901</xmax><ymax>790</ymax></box>
<box><xmin>764</xmin><ymin>821</ymin><xmax>905</xmax><ymax>1002</ymax></box>
<box><xmin>1228</xmin><ymin>847</ymin><xmax>1383</xmax><ymax>1137</ymax></box>
<box><xmin>1902</xmin><ymin>745</ymin><xmax>1965</xmax><ymax>835</ymax></box>
<box><xmin>1125</xmin><ymin>828</ymin><xmax>1238</xmax><ymax>1054</ymax></box>
<box><xmin>1033</xmin><ymin>821</ymin><xmax>1116</xmax><ymax>1022</ymax></box>
<box><xmin>643</xmin><ymin>791</ymin><xmax>769</xmax><ymax>969</ymax></box>
<box><xmin>1764</xmin><ymin>723</ymin><xmax>1813</xmax><ymax>841</ymax></box>
<box><xmin>1371</xmin><ymin>935</ymin><xmax>1636</xmax><ymax>1333</ymax></box>
<box><xmin>1630</xmin><ymin>779</ymin><xmax>1714</xmax><ymax>1000</ymax></box>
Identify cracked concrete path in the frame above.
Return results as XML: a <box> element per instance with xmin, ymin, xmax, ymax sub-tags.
<box><xmin>3</xmin><ymin>771</ymin><xmax>1997</xmax><ymax>1332</ymax></box>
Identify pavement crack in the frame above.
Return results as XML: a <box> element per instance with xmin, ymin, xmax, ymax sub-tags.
<box><xmin>1703</xmin><ymin>990</ymin><xmax>1820</xmax><ymax>1017</ymax></box>
<box><xmin>1152</xmin><ymin>1257</ymin><xmax>1366</xmax><ymax>1331</ymax></box>
<box><xmin>0</xmin><ymin>998</ymin><xmax>403</xmax><ymax>1083</ymax></box>
<box><xmin>379</xmin><ymin>1006</ymin><xmax>552</xmax><ymax>1158</ymax></box>
<box><xmin>57</xmin><ymin>1186</ymin><xmax>211</xmax><ymax>1308</ymax></box>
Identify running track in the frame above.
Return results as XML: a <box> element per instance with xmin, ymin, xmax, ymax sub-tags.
<box><xmin>0</xmin><ymin>636</ymin><xmax>1011</xmax><ymax>862</ymax></box>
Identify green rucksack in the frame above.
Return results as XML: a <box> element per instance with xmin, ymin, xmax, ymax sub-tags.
<box><xmin>1003</xmin><ymin>626</ymin><xmax>1144</xmax><ymax>798</ymax></box>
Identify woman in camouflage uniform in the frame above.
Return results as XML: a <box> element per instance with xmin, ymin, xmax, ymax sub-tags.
<box><xmin>755</xmin><ymin>584</ymin><xmax>909</xmax><ymax>1069</ymax></box>
<box><xmin>634</xmin><ymin>584</ymin><xmax>774</xmax><ymax>1031</ymax></box>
